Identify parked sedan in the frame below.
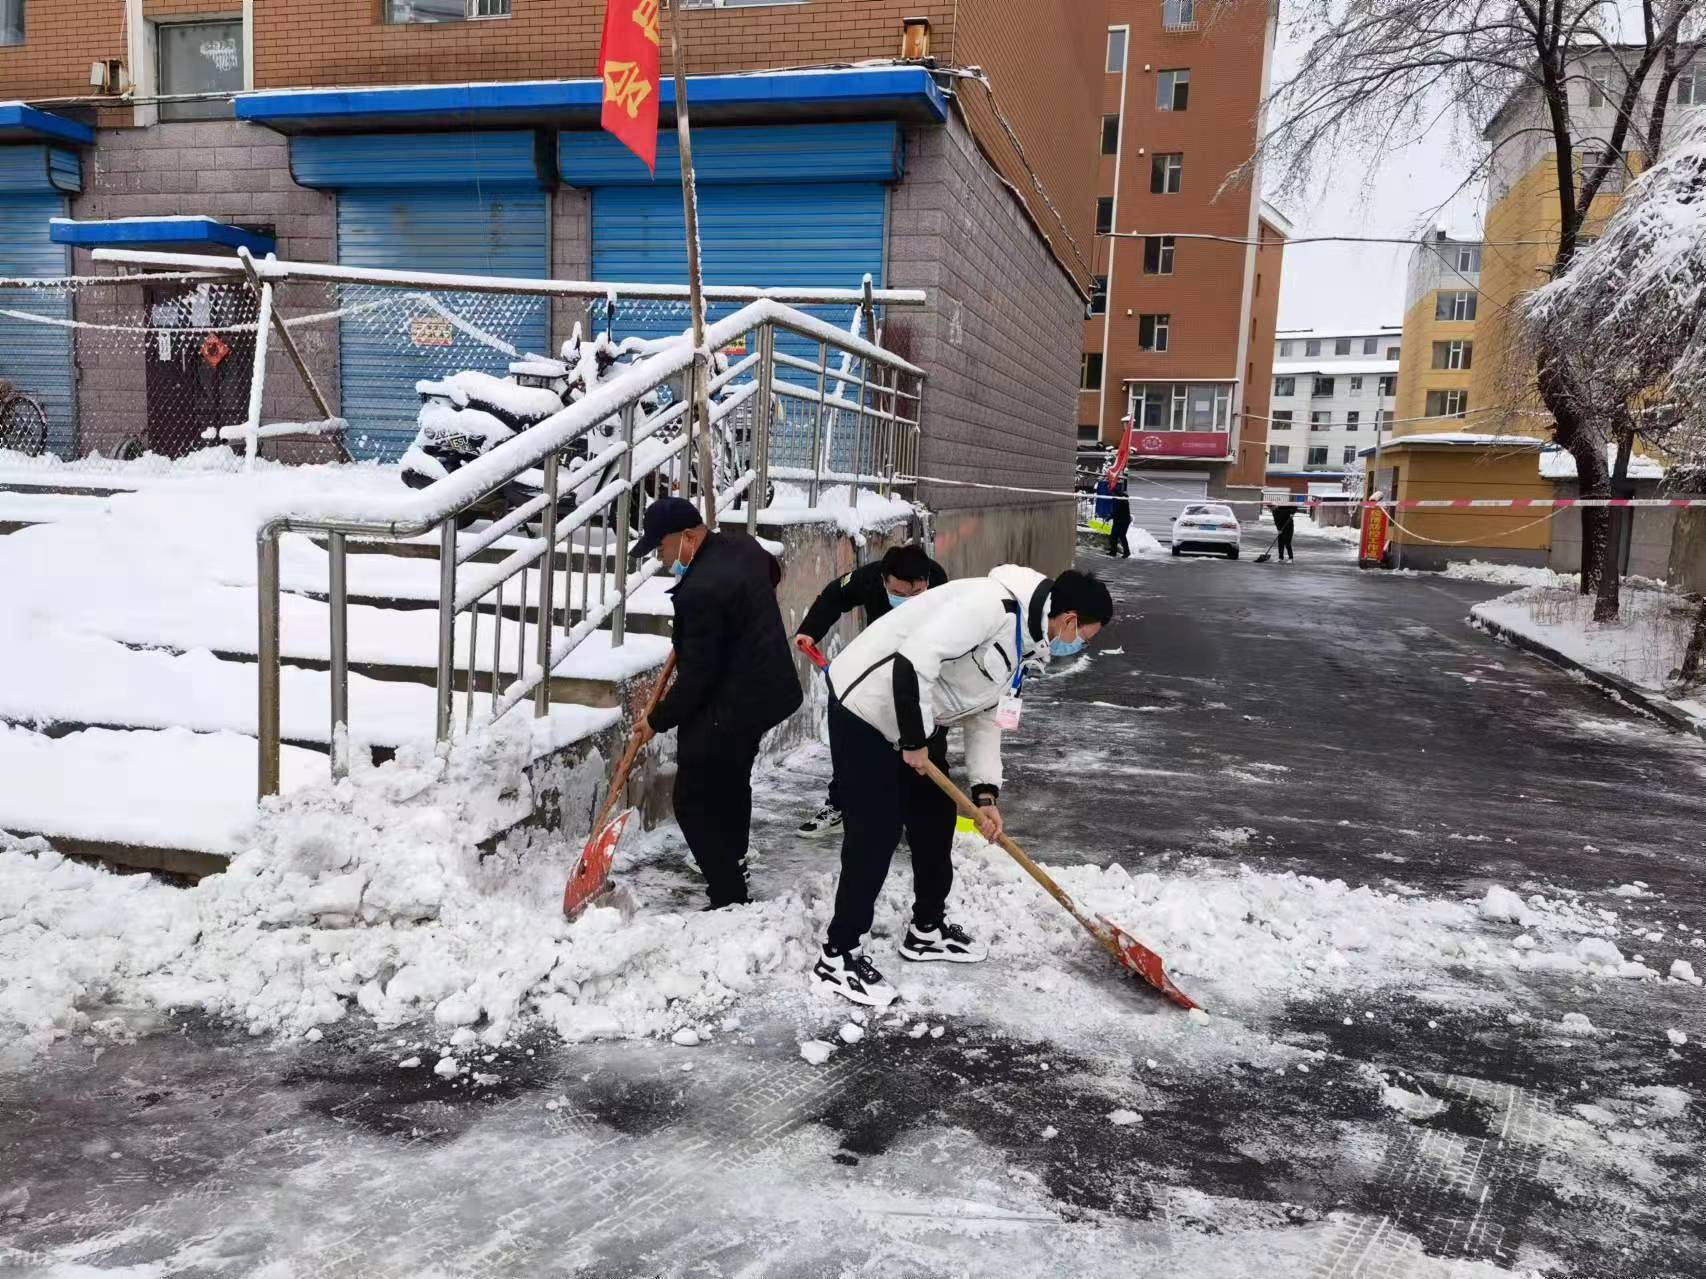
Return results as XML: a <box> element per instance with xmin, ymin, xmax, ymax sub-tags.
<box><xmin>1170</xmin><ymin>504</ymin><xmax>1242</xmax><ymax>559</ymax></box>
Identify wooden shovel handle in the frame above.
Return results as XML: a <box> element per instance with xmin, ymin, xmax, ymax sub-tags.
<box><xmin>590</xmin><ymin>651</ymin><xmax>677</xmax><ymax>835</ymax></box>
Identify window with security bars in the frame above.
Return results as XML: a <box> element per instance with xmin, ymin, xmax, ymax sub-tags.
<box><xmin>1</xmin><ymin>0</ymin><xmax>21</xmax><ymax>45</ymax></box>
<box><xmin>1163</xmin><ymin>0</ymin><xmax>1197</xmax><ymax>31</ymax></box>
<box><xmin>385</xmin><ymin>0</ymin><xmax>509</xmax><ymax>22</ymax></box>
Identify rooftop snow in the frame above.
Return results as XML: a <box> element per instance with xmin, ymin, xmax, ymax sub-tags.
<box><xmin>1273</xmin><ymin>360</ymin><xmax>1400</xmax><ymax>377</ymax></box>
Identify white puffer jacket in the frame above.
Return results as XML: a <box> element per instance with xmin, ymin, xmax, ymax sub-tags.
<box><xmin>827</xmin><ymin>564</ymin><xmax>1051</xmax><ymax>795</ymax></box>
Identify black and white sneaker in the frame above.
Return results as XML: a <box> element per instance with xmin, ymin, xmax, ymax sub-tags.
<box><xmin>811</xmin><ymin>944</ymin><xmax>899</xmax><ymax>1007</ymax></box>
<box><xmin>798</xmin><ymin>804</ymin><xmax>844</xmax><ymax>839</ymax></box>
<box><xmin>900</xmin><ymin>921</ymin><xmax>987</xmax><ymax>964</ymax></box>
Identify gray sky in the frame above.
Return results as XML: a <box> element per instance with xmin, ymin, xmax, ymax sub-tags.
<box><xmin>1268</xmin><ymin>26</ymin><xmax>1483</xmax><ymax>332</ymax></box>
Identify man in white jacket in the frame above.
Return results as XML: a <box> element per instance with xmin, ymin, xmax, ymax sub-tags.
<box><xmin>811</xmin><ymin>564</ymin><xmax>1115</xmax><ymax>1006</ymax></box>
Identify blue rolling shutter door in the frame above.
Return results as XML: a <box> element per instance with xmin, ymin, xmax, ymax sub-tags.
<box><xmin>336</xmin><ymin>188</ymin><xmax>549</xmax><ymax>460</ymax></box>
<box><xmin>0</xmin><ymin>146</ymin><xmax>78</xmax><ymax>457</ymax></box>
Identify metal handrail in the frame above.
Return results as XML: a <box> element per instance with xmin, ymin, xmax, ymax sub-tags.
<box><xmin>252</xmin><ymin>297</ymin><xmax>926</xmax><ymax>799</ymax></box>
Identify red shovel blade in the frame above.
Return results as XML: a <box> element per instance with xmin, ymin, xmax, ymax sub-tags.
<box><xmin>563</xmin><ymin>808</ymin><xmax>635</xmax><ymax>919</ymax></box>
<box><xmin>1089</xmin><ymin>913</ymin><xmax>1199</xmax><ymax>1011</ymax></box>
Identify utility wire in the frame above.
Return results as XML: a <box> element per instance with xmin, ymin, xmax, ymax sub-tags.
<box><xmin>1102</xmin><ymin>231</ymin><xmax>1549</xmax><ymax>248</ymax></box>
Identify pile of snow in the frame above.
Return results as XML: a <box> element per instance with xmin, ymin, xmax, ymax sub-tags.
<box><xmin>1131</xmin><ymin>527</ymin><xmax>1166</xmax><ymax>556</ymax></box>
<box><xmin>1444</xmin><ymin>561</ymin><xmax>1574</xmax><ymax>589</ymax></box>
<box><xmin>761</xmin><ymin>481</ymin><xmax>916</xmax><ymax>545</ymax></box>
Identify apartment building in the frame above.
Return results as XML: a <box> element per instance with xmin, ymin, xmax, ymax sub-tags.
<box><xmin>1392</xmin><ymin>232</ymin><xmax>1481</xmax><ymax>434</ymax></box>
<box><xmin>1080</xmin><ymin>0</ymin><xmax>1286</xmax><ymax>518</ymax></box>
<box><xmin>0</xmin><ymin>0</ymin><xmax>1105</xmax><ymax>575</ymax></box>
<box><xmin>1264</xmin><ymin>326</ymin><xmax>1400</xmax><ymax>496</ymax></box>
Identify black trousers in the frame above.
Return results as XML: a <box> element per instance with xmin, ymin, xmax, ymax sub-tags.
<box><xmin>1277</xmin><ymin>525</ymin><xmax>1295</xmax><ymax>560</ymax></box>
<box><xmin>825</xmin><ymin>703</ymin><xmax>957</xmax><ymax>952</ymax></box>
<box><xmin>1108</xmin><ymin>517</ymin><xmax>1131</xmax><ymax>557</ymax></box>
<box><xmin>673</xmin><ymin>728</ymin><xmax>764</xmax><ymax>906</ymax></box>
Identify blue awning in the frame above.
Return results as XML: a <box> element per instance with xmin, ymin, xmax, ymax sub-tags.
<box><xmin>235</xmin><ymin>66</ymin><xmax>949</xmax><ymax>135</ymax></box>
<box><xmin>0</xmin><ymin>103</ymin><xmax>95</xmax><ymax>147</ymax></box>
<box><xmin>49</xmin><ymin>217</ymin><xmax>276</xmax><ymax>255</ymax></box>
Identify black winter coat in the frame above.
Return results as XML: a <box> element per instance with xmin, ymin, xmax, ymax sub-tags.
<box><xmin>796</xmin><ymin>557</ymin><xmax>950</xmax><ymax>642</ymax></box>
<box><xmin>1271</xmin><ymin>506</ymin><xmax>1295</xmax><ymax>533</ymax></box>
<box><xmin>649</xmin><ymin>531</ymin><xmax>803</xmax><ymax>759</ymax></box>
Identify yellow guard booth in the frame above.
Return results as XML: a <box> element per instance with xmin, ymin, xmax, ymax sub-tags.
<box><xmin>1362</xmin><ymin>434</ymin><xmax>1555</xmax><ymax>572</ymax></box>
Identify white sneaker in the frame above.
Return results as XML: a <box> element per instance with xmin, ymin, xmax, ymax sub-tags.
<box><xmin>798</xmin><ymin>804</ymin><xmax>844</xmax><ymax>839</ymax></box>
<box><xmin>899</xmin><ymin>921</ymin><xmax>987</xmax><ymax>964</ymax></box>
<box><xmin>811</xmin><ymin>944</ymin><xmax>899</xmax><ymax>1008</ymax></box>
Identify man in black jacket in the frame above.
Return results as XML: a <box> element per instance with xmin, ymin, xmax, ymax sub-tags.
<box><xmin>635</xmin><ymin>498</ymin><xmax>803</xmax><ymax>908</ymax></box>
<box><xmin>1107</xmin><ymin>476</ymin><xmax>1133</xmax><ymax>559</ymax></box>
<box><xmin>1270</xmin><ymin>503</ymin><xmax>1296</xmax><ymax>562</ymax></box>
<box><xmin>793</xmin><ymin>544</ymin><xmax>948</xmax><ymax>839</ymax></box>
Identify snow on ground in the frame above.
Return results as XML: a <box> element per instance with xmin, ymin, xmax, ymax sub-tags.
<box><xmin>1472</xmin><ymin>582</ymin><xmax>1703</xmax><ymax>728</ymax></box>
<box><xmin>759</xmin><ymin>481</ymin><xmax>916</xmax><ymax>545</ymax></box>
<box><xmin>5</xmin><ymin>724</ymin><xmax>1698</xmax><ymax>1069</ymax></box>
<box><xmin>1445</xmin><ymin>561</ymin><xmax>1575</xmax><ymax>588</ymax></box>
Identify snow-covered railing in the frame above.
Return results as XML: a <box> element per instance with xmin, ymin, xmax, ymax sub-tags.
<box><xmin>86</xmin><ymin>254</ymin><xmax>930</xmax><ymax>798</ymax></box>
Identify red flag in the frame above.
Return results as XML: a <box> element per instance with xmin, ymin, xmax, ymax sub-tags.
<box><xmin>1109</xmin><ymin>415</ymin><xmax>1135</xmax><ymax>481</ymax></box>
<box><xmin>598</xmin><ymin>0</ymin><xmax>662</xmax><ymax>172</ymax></box>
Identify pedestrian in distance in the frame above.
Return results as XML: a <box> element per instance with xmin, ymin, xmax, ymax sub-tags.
<box><xmin>810</xmin><ymin>565</ymin><xmax>1116</xmax><ymax>1007</ymax></box>
<box><xmin>1108</xmin><ymin>474</ymin><xmax>1132</xmax><ymax>559</ymax></box>
<box><xmin>1271</xmin><ymin>502</ymin><xmax>1296</xmax><ymax>562</ymax></box>
<box><xmin>794</xmin><ymin>544</ymin><xmax>949</xmax><ymax>839</ymax></box>
<box><xmin>633</xmin><ymin>498</ymin><xmax>803</xmax><ymax>910</ymax></box>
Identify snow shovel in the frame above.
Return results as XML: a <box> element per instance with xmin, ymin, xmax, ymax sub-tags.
<box><xmin>1254</xmin><ymin>536</ymin><xmax>1279</xmax><ymax>564</ymax></box>
<box><xmin>562</xmin><ymin>651</ymin><xmax>676</xmax><ymax>919</ymax></box>
<box><xmin>921</xmin><ymin>760</ymin><xmax>1199</xmax><ymax>1011</ymax></box>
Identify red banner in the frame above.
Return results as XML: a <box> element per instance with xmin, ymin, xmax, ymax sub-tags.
<box><xmin>1131</xmin><ymin>430</ymin><xmax>1231</xmax><ymax>459</ymax></box>
<box><xmin>1359</xmin><ymin>506</ymin><xmax>1390</xmax><ymax>566</ymax></box>
<box><xmin>598</xmin><ymin>0</ymin><xmax>662</xmax><ymax>172</ymax></box>
<box><xmin>1108</xmin><ymin>416</ymin><xmax>1134</xmax><ymax>480</ymax></box>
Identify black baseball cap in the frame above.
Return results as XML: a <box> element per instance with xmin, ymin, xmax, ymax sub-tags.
<box><xmin>634</xmin><ymin>496</ymin><xmax>705</xmax><ymax>558</ymax></box>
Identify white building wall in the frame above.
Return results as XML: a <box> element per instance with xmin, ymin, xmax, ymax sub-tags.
<box><xmin>1266</xmin><ymin>327</ymin><xmax>1401</xmax><ymax>479</ymax></box>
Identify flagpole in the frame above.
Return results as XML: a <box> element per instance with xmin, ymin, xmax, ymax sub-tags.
<box><xmin>665</xmin><ymin>1</ymin><xmax>717</xmax><ymax>529</ymax></box>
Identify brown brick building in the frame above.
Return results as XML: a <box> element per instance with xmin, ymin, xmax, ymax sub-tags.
<box><xmin>0</xmin><ymin>0</ymin><xmax>1107</xmax><ymax>574</ymax></box>
<box><xmin>1079</xmin><ymin>0</ymin><xmax>1286</xmax><ymax>525</ymax></box>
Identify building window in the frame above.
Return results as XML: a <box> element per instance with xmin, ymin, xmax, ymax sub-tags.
<box><xmin>1078</xmin><ymin>424</ymin><xmax>1101</xmax><ymax>444</ymax></box>
<box><xmin>1101</xmin><ymin>115</ymin><xmax>1121</xmax><ymax>155</ymax></box>
<box><xmin>1271</xmin><ymin>410</ymin><xmax>1293</xmax><ymax>430</ymax></box>
<box><xmin>386</xmin><ymin>0</ymin><xmax>510</xmax><ymax>19</ymax></box>
<box><xmin>1107</xmin><ymin>27</ymin><xmax>1128</xmax><ymax>73</ymax></box>
<box><xmin>1334</xmin><ymin>338</ymin><xmax>1351</xmax><ymax>355</ymax></box>
<box><xmin>1376</xmin><ymin>410</ymin><xmax>1392</xmax><ymax>431</ymax></box>
<box><xmin>157</xmin><ymin>20</ymin><xmax>245</xmax><ymax>121</ymax></box>
<box><xmin>1143</xmin><ymin>235</ymin><xmax>1176</xmax><ymax>275</ymax></box>
<box><xmin>1157</xmin><ymin>69</ymin><xmax>1190</xmax><ymax>111</ymax></box>
<box><xmin>1349</xmin><ymin>376</ymin><xmax>1363</xmax><ymax>392</ymax></box>
<box><xmin>1426</xmin><ymin>389</ymin><xmax>1469</xmax><ymax>418</ymax></box>
<box><xmin>1456</xmin><ymin>245</ymin><xmax>1482</xmax><ymax>272</ymax></box>
<box><xmin>1088</xmin><ymin>276</ymin><xmax>1108</xmax><ymax>316</ymax></box>
<box><xmin>1312</xmin><ymin>376</ymin><xmax>1335</xmax><ymax>397</ymax></box>
<box><xmin>1278</xmin><ymin>340</ymin><xmax>1293</xmax><ymax>357</ymax></box>
<box><xmin>1162</xmin><ymin>0</ymin><xmax>1197</xmax><ymax>32</ymax></box>
<box><xmin>1307</xmin><ymin>446</ymin><xmax>1330</xmax><ymax>466</ymax></box>
<box><xmin>1131</xmin><ymin>381</ymin><xmax>1232</xmax><ymax>430</ymax></box>
<box><xmin>1310</xmin><ymin>411</ymin><xmax>1331</xmax><ymax>431</ymax></box>
<box><xmin>1587</xmin><ymin>67</ymin><xmax>1612</xmax><ymax>108</ymax></box>
<box><xmin>1305</xmin><ymin>339</ymin><xmax>1321</xmax><ymax>357</ymax></box>
<box><xmin>1080</xmin><ymin>352</ymin><xmax>1103</xmax><ymax>390</ymax></box>
<box><xmin>1095</xmin><ymin>197</ymin><xmax>1114</xmax><ymax>235</ymax></box>
<box><xmin>1436</xmin><ymin>290</ymin><xmax>1477</xmax><ymax>322</ymax></box>
<box><xmin>1151</xmin><ymin>153</ymin><xmax>1183</xmax><ymax>194</ymax></box>
<box><xmin>1346</xmin><ymin>411</ymin><xmax>1360</xmax><ymax>430</ymax></box>
<box><xmin>1273</xmin><ymin>376</ymin><xmax>1295</xmax><ymax>397</ymax></box>
<box><xmin>1378</xmin><ymin>374</ymin><xmax>1397</xmax><ymax>396</ymax></box>
<box><xmin>1</xmin><ymin>0</ymin><xmax>21</xmax><ymax>45</ymax></box>
<box><xmin>1139</xmin><ymin>314</ymin><xmax>1170</xmax><ymax>352</ymax></box>
<box><xmin>1268</xmin><ymin>444</ymin><xmax>1290</xmax><ymax>465</ymax></box>
<box><xmin>1579</xmin><ymin>148</ymin><xmax>1628</xmax><ymax>193</ymax></box>
<box><xmin>1363</xmin><ymin>336</ymin><xmax>1378</xmax><ymax>355</ymax></box>
<box><xmin>1386</xmin><ymin>345</ymin><xmax>1401</xmax><ymax>360</ymax></box>
<box><xmin>1343</xmin><ymin>445</ymin><xmax>1358</xmax><ymax>464</ymax></box>
<box><xmin>1433</xmin><ymin>339</ymin><xmax>1473</xmax><ymax>370</ymax></box>
<box><xmin>1679</xmin><ymin>70</ymin><xmax>1701</xmax><ymax>106</ymax></box>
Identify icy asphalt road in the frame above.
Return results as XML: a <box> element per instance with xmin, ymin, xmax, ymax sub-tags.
<box><xmin>4</xmin><ymin>529</ymin><xmax>1705</xmax><ymax>1278</ymax></box>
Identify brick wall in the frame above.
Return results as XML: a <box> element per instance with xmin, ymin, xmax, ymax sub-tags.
<box><xmin>0</xmin><ymin>0</ymin><xmax>126</xmax><ymax>99</ymax></box>
<box><xmin>1228</xmin><ymin>216</ymin><xmax>1282</xmax><ymax>490</ymax></box>
<box><xmin>887</xmin><ymin>112</ymin><xmax>1078</xmax><ymax>574</ymax></box>
<box><xmin>68</xmin><ymin>121</ymin><xmax>337</xmax><ymax>455</ymax></box>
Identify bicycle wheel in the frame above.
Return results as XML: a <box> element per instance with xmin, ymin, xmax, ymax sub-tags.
<box><xmin>0</xmin><ymin>394</ymin><xmax>49</xmax><ymax>458</ymax></box>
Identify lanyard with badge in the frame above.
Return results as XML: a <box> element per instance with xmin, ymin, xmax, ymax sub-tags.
<box><xmin>994</xmin><ymin>607</ymin><xmax>1025</xmax><ymax>731</ymax></box>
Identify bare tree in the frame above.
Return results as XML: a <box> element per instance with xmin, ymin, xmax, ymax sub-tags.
<box><xmin>1245</xmin><ymin>0</ymin><xmax>1706</xmax><ymax>614</ymax></box>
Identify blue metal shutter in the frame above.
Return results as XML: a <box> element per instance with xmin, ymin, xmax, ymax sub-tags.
<box><xmin>335</xmin><ymin>187</ymin><xmax>549</xmax><ymax>461</ymax></box>
<box><xmin>0</xmin><ymin>163</ymin><xmax>76</xmax><ymax>456</ymax></box>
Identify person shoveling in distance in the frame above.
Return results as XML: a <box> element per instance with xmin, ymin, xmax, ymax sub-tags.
<box><xmin>630</xmin><ymin>497</ymin><xmax>802</xmax><ymax>910</ymax></box>
<box><xmin>793</xmin><ymin>544</ymin><xmax>949</xmax><ymax>840</ymax></box>
<box><xmin>809</xmin><ymin>564</ymin><xmax>1115</xmax><ymax>1007</ymax></box>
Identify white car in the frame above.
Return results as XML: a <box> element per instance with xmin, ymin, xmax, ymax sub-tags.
<box><xmin>1170</xmin><ymin>503</ymin><xmax>1242</xmax><ymax>559</ymax></box>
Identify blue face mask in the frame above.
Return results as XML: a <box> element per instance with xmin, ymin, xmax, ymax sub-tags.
<box><xmin>669</xmin><ymin>559</ymin><xmax>689</xmax><ymax>578</ymax></box>
<box><xmin>1050</xmin><ymin>637</ymin><xmax>1085</xmax><ymax>658</ymax></box>
<box><xmin>886</xmin><ymin>592</ymin><xmax>913</xmax><ymax>610</ymax></box>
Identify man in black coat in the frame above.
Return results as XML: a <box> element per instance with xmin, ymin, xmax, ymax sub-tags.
<box><xmin>793</xmin><ymin>544</ymin><xmax>948</xmax><ymax>838</ymax></box>
<box><xmin>635</xmin><ymin>498</ymin><xmax>803</xmax><ymax>908</ymax></box>
<box><xmin>1270</xmin><ymin>503</ymin><xmax>1296</xmax><ymax>562</ymax></box>
<box><xmin>1108</xmin><ymin>476</ymin><xmax>1133</xmax><ymax>559</ymax></box>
